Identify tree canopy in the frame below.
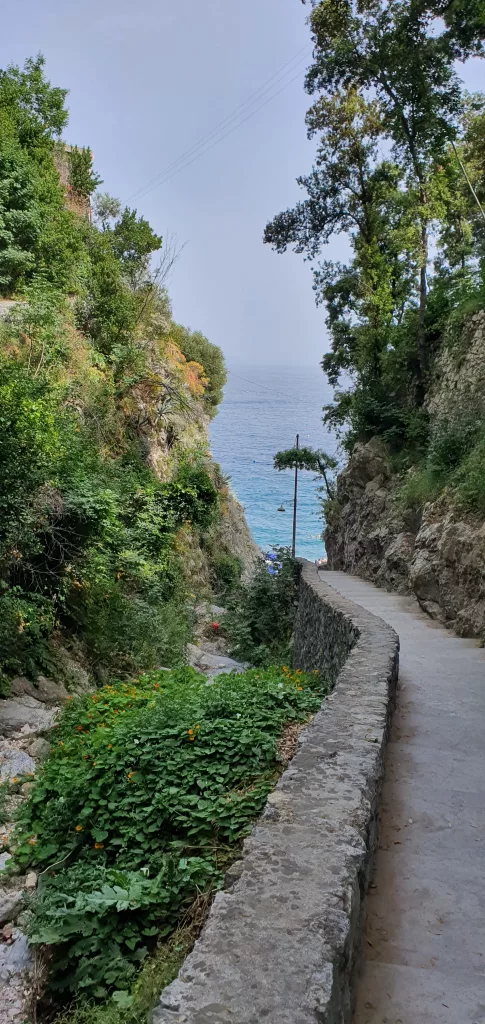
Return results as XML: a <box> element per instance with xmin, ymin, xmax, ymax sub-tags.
<box><xmin>266</xmin><ymin>0</ymin><xmax>485</xmax><ymax>453</ymax></box>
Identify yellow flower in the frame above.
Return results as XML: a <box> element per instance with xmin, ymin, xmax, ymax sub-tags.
<box><xmin>75</xmin><ymin>825</ymin><xmax>83</xmax><ymax>832</ymax></box>
<box><xmin>127</xmin><ymin>771</ymin><xmax>134</xmax><ymax>779</ymax></box>
<box><xmin>28</xmin><ymin>838</ymin><xmax>37</xmax><ymax>845</ymax></box>
<box><xmin>94</xmin><ymin>842</ymin><xmax>104</xmax><ymax>849</ymax></box>
<box><xmin>297</xmin><ymin>687</ymin><xmax>303</xmax><ymax>691</ymax></box>
<box><xmin>12</xmin><ymin>777</ymin><xmax>18</xmax><ymax>784</ymax></box>
<box><xmin>187</xmin><ymin>729</ymin><xmax>194</xmax><ymax>736</ymax></box>
<box><xmin>108</xmin><ymin>744</ymin><xmax>112</xmax><ymax>749</ymax></box>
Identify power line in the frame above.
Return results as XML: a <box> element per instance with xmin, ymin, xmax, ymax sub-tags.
<box><xmin>227</xmin><ymin>370</ymin><xmax>297</xmax><ymax>401</ymax></box>
<box><xmin>124</xmin><ymin>46</ymin><xmax>311</xmax><ymax>204</ymax></box>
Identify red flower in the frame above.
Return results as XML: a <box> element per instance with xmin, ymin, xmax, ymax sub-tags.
<box><xmin>212</xmin><ymin>621</ymin><xmax>220</xmax><ymax>632</ymax></box>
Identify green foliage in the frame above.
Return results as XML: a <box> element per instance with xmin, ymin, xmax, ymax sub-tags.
<box><xmin>274</xmin><ymin>446</ymin><xmax>337</xmax><ymax>499</ymax></box>
<box><xmin>398</xmin><ymin>415</ymin><xmax>485</xmax><ymax>513</ymax></box>
<box><xmin>172</xmin><ymin>324</ymin><xmax>227</xmax><ymax>412</ymax></box>
<box><xmin>67</xmin><ymin>147</ymin><xmax>102</xmax><ymax>199</ymax></box>
<box><xmin>29</xmin><ymin>858</ymin><xmax>213</xmax><ymax>999</ymax></box>
<box><xmin>453</xmin><ymin>431</ymin><xmax>485</xmax><ymax>511</ymax></box>
<box><xmin>0</xmin><ymin>587</ymin><xmax>56</xmax><ymax>677</ymax></box>
<box><xmin>0</xmin><ymin>55</ymin><xmax>68</xmax><ymax>151</ymax></box>
<box><xmin>0</xmin><ymin>53</ymin><xmax>228</xmax><ymax>691</ymax></box>
<box><xmin>210</xmin><ymin>551</ymin><xmax>243</xmax><ymax>598</ymax></box>
<box><xmin>109</xmin><ymin>208</ymin><xmax>162</xmax><ymax>288</ymax></box>
<box><xmin>223</xmin><ymin>550</ymin><xmax>300</xmax><ymax>666</ymax></box>
<box><xmin>14</xmin><ymin>664</ymin><xmax>327</xmax><ymax>1001</ymax></box>
<box><xmin>93</xmin><ymin>193</ymin><xmax>122</xmax><ymax>231</ymax></box>
<box><xmin>266</xmin><ymin>1</ymin><xmax>485</xmax><ymax>514</ymax></box>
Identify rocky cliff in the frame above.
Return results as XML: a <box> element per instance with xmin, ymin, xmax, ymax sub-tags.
<box><xmin>325</xmin><ymin>314</ymin><xmax>485</xmax><ymax>640</ymax></box>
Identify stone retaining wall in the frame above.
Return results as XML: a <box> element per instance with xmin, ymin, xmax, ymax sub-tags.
<box><xmin>153</xmin><ymin>561</ymin><xmax>399</xmax><ymax>1024</ymax></box>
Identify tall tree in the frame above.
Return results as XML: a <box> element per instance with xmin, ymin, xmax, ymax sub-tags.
<box><xmin>301</xmin><ymin>0</ymin><xmax>470</xmax><ymax>380</ymax></box>
<box><xmin>265</xmin><ymin>89</ymin><xmax>420</xmax><ymax>444</ymax></box>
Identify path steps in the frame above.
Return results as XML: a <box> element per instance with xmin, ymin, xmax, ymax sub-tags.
<box><xmin>323</xmin><ymin>571</ymin><xmax>485</xmax><ymax>1024</ymax></box>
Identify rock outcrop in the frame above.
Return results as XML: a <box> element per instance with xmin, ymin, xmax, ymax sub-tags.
<box><xmin>326</xmin><ymin>313</ymin><xmax>485</xmax><ymax>639</ymax></box>
<box><xmin>325</xmin><ymin>439</ymin><xmax>485</xmax><ymax>638</ymax></box>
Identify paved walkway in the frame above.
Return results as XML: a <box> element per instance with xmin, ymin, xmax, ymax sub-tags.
<box><xmin>324</xmin><ymin>571</ymin><xmax>485</xmax><ymax>1024</ymax></box>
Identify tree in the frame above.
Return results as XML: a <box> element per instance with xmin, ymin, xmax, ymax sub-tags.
<box><xmin>0</xmin><ymin>141</ymin><xmax>39</xmax><ymax>293</ymax></box>
<box><xmin>170</xmin><ymin>324</ymin><xmax>227</xmax><ymax>412</ymax></box>
<box><xmin>274</xmin><ymin>445</ymin><xmax>338</xmax><ymax>498</ymax></box>
<box><xmin>265</xmin><ymin>89</ymin><xmax>421</xmax><ymax>445</ymax></box>
<box><xmin>109</xmin><ymin>207</ymin><xmax>162</xmax><ymax>288</ymax></box>
<box><xmin>0</xmin><ymin>55</ymin><xmax>68</xmax><ymax>152</ymax></box>
<box><xmin>298</xmin><ymin>0</ymin><xmax>480</xmax><ymax>379</ymax></box>
<box><xmin>67</xmin><ymin>146</ymin><xmax>102</xmax><ymax>199</ymax></box>
<box><xmin>93</xmin><ymin>192</ymin><xmax>121</xmax><ymax>231</ymax></box>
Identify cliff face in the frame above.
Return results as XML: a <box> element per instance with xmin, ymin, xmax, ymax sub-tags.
<box><xmin>325</xmin><ymin>315</ymin><xmax>485</xmax><ymax>639</ymax></box>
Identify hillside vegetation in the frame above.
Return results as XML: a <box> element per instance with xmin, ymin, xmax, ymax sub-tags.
<box><xmin>0</xmin><ymin>56</ymin><xmax>232</xmax><ymax>691</ymax></box>
<box><xmin>265</xmin><ymin>0</ymin><xmax>485</xmax><ymax>516</ymax></box>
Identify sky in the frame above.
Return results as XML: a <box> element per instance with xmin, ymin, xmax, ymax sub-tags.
<box><xmin>1</xmin><ymin>2</ymin><xmax>483</xmax><ymax>367</ymax></box>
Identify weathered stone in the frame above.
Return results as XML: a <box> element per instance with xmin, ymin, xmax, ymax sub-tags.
<box><xmin>34</xmin><ymin>676</ymin><xmax>69</xmax><ymax>704</ymax></box>
<box><xmin>0</xmin><ymin>928</ymin><xmax>32</xmax><ymax>982</ymax></box>
<box><xmin>0</xmin><ymin>697</ymin><xmax>56</xmax><ymax>737</ymax></box>
<box><xmin>153</xmin><ymin>561</ymin><xmax>398</xmax><ymax>1024</ymax></box>
<box><xmin>24</xmin><ymin>873</ymin><xmax>36</xmax><ymax>891</ymax></box>
<box><xmin>0</xmin><ymin>894</ymin><xmax>23</xmax><ymax>927</ymax></box>
<box><xmin>186</xmin><ymin>644</ymin><xmax>248</xmax><ymax>678</ymax></box>
<box><xmin>8</xmin><ymin>678</ymin><xmax>37</xmax><ymax>700</ymax></box>
<box><xmin>409</xmin><ymin>550</ymin><xmax>441</xmax><ymax>604</ymax></box>
<box><xmin>53</xmin><ymin>647</ymin><xmax>91</xmax><ymax>693</ymax></box>
<box><xmin>0</xmin><ymin>748</ymin><xmax>35</xmax><ymax>782</ymax></box>
<box><xmin>27</xmin><ymin>737</ymin><xmax>51</xmax><ymax>761</ymax></box>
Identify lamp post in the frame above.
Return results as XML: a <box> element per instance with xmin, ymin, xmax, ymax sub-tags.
<box><xmin>292</xmin><ymin>433</ymin><xmax>299</xmax><ymax>558</ymax></box>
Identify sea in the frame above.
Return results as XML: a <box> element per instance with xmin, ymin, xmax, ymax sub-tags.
<box><xmin>209</xmin><ymin>364</ymin><xmax>338</xmax><ymax>561</ymax></box>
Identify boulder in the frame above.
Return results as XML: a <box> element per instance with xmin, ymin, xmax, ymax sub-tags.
<box><xmin>186</xmin><ymin>644</ymin><xmax>248</xmax><ymax>678</ymax></box>
<box><xmin>0</xmin><ymin>894</ymin><xmax>23</xmax><ymax>927</ymax></box>
<box><xmin>0</xmin><ymin>747</ymin><xmax>35</xmax><ymax>782</ymax></box>
<box><xmin>0</xmin><ymin>697</ymin><xmax>56</xmax><ymax>738</ymax></box>
<box><xmin>27</xmin><ymin>737</ymin><xmax>51</xmax><ymax>761</ymax></box>
<box><xmin>34</xmin><ymin>676</ymin><xmax>69</xmax><ymax>704</ymax></box>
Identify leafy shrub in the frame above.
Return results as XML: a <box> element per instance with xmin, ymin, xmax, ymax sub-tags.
<box><xmin>397</xmin><ymin>465</ymin><xmax>445</xmax><ymax>512</ymax></box>
<box><xmin>170</xmin><ymin>325</ymin><xmax>227</xmax><ymax>413</ymax></box>
<box><xmin>14</xmin><ymin>664</ymin><xmax>327</xmax><ymax>1002</ymax></box>
<box><xmin>210</xmin><ymin>551</ymin><xmax>243</xmax><ymax>597</ymax></box>
<box><xmin>453</xmin><ymin>432</ymin><xmax>485</xmax><ymax>512</ymax></box>
<box><xmin>67</xmin><ymin>147</ymin><xmax>102</xmax><ymax>199</ymax></box>
<box><xmin>428</xmin><ymin>418</ymin><xmax>481</xmax><ymax>473</ymax></box>
<box><xmin>223</xmin><ymin>549</ymin><xmax>300</xmax><ymax>666</ymax></box>
<box><xmin>29</xmin><ymin>858</ymin><xmax>213</xmax><ymax>999</ymax></box>
<box><xmin>398</xmin><ymin>417</ymin><xmax>485</xmax><ymax>513</ymax></box>
<box><xmin>0</xmin><ymin>586</ymin><xmax>55</xmax><ymax>676</ymax></box>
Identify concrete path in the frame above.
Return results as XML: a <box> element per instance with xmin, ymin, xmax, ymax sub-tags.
<box><xmin>323</xmin><ymin>571</ymin><xmax>485</xmax><ymax>1024</ymax></box>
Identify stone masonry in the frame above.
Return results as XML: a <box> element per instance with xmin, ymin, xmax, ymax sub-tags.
<box><xmin>152</xmin><ymin>561</ymin><xmax>399</xmax><ymax>1024</ymax></box>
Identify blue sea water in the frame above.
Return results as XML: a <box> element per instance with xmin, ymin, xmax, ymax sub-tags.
<box><xmin>210</xmin><ymin>364</ymin><xmax>337</xmax><ymax>561</ymax></box>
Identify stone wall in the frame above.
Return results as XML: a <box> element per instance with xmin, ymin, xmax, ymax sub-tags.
<box><xmin>152</xmin><ymin>561</ymin><xmax>399</xmax><ymax>1024</ymax></box>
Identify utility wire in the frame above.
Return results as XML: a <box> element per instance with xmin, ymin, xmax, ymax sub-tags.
<box><xmin>451</xmin><ymin>139</ymin><xmax>485</xmax><ymax>224</ymax></box>
<box><xmin>124</xmin><ymin>47</ymin><xmax>310</xmax><ymax>203</ymax></box>
<box><xmin>227</xmin><ymin>370</ymin><xmax>297</xmax><ymax>401</ymax></box>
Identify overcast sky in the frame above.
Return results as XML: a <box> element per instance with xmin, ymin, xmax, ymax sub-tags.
<box><xmin>1</xmin><ymin>2</ymin><xmax>483</xmax><ymax>366</ymax></box>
